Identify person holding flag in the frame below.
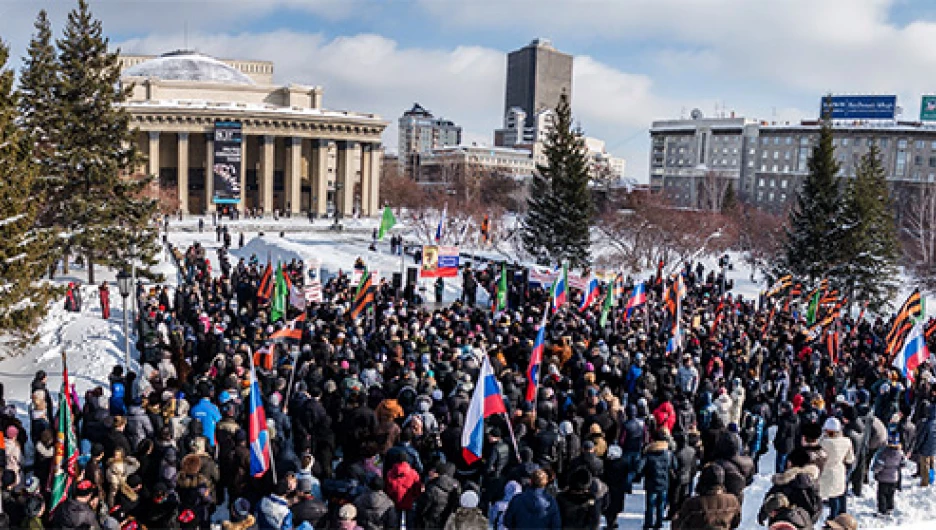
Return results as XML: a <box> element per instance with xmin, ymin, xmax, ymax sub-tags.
<box><xmin>48</xmin><ymin>352</ymin><xmax>79</xmax><ymax>516</ymax></box>
<box><xmin>525</xmin><ymin>312</ymin><xmax>548</xmax><ymax>402</ymax></box>
<box><xmin>462</xmin><ymin>354</ymin><xmax>511</xmax><ymax>465</ymax></box>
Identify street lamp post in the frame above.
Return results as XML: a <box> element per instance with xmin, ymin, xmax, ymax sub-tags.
<box><xmin>117</xmin><ymin>270</ymin><xmax>132</xmax><ymax>370</ymax></box>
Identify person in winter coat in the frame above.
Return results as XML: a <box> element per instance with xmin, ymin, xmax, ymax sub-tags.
<box><xmin>414</xmin><ymin>462</ymin><xmax>460</xmax><ymax>530</ymax></box>
<box><xmin>873</xmin><ymin>431</ymin><xmax>905</xmax><ymax>515</ymax></box>
<box><xmin>914</xmin><ymin>403</ymin><xmax>936</xmax><ymax>487</ymax></box>
<box><xmin>503</xmin><ymin>469</ymin><xmax>562</xmax><ymax>530</ymax></box>
<box><xmin>672</xmin><ymin>464</ymin><xmax>741</xmax><ymax>530</ymax></box>
<box><xmin>257</xmin><ymin>481</ymin><xmax>293</xmax><ymax>530</ymax></box>
<box><xmin>104</xmin><ymin>448</ymin><xmax>140</xmax><ymax>508</ymax></box>
<box><xmin>99</xmin><ymin>282</ymin><xmax>111</xmax><ymax>319</ymax></box>
<box><xmin>443</xmin><ymin>490</ymin><xmax>488</xmax><ymax>530</ymax></box>
<box><xmin>713</xmin><ymin>388</ymin><xmax>733</xmax><ymax>428</ymax></box>
<box><xmin>385</xmin><ymin>460</ymin><xmax>422</xmax><ymax>526</ymax></box>
<box><xmin>291</xmin><ymin>477</ymin><xmax>327</xmax><ymax>528</ymax></box>
<box><xmin>223</xmin><ymin>498</ymin><xmax>257</xmax><ymax>530</ymax></box>
<box><xmin>668</xmin><ymin>431</ymin><xmax>699</xmax><ymax>520</ymax></box>
<box><xmin>764</xmin><ymin>448</ymin><xmax>823</xmax><ymax>525</ymax></box>
<box><xmin>639</xmin><ymin>429</ymin><xmax>673</xmax><ymax>530</ymax></box>
<box><xmin>799</xmin><ymin>421</ymin><xmax>829</xmax><ymax>474</ymax></box>
<box><xmin>652</xmin><ymin>392</ymin><xmax>677</xmax><ymax>434</ymax></box>
<box><xmin>757</xmin><ymin>492</ymin><xmax>812</xmax><ymax>530</ymax></box>
<box><xmin>52</xmin><ymin>480</ymin><xmax>102</xmax><ymax>530</ymax></box>
<box><xmin>489</xmin><ymin>480</ymin><xmax>522</xmax><ymax>530</ymax></box>
<box><xmin>817</xmin><ymin>418</ymin><xmax>854</xmax><ymax>520</ymax></box>
<box><xmin>175</xmin><ymin>453</ymin><xmax>213</xmax><ymax>525</ymax></box>
<box><xmin>711</xmin><ymin>431</ymin><xmax>754</xmax><ymax>505</ymax></box>
<box><xmin>125</xmin><ymin>397</ymin><xmax>154</xmax><ymax>451</ymax></box>
<box><xmin>353</xmin><ymin>476</ymin><xmax>398</xmax><ymax>530</ymax></box>
<box><xmin>557</xmin><ymin>468</ymin><xmax>601</xmax><ymax>530</ymax></box>
<box><xmin>138</xmin><ymin>481</ymin><xmax>180</xmax><ymax>530</ymax></box>
<box><xmin>3</xmin><ymin>426</ymin><xmax>22</xmax><ymax>486</ymax></box>
<box><xmin>189</xmin><ymin>392</ymin><xmax>222</xmax><ymax>447</ymax></box>
<box><xmin>729</xmin><ymin>380</ymin><xmax>745</xmax><ymax>428</ymax></box>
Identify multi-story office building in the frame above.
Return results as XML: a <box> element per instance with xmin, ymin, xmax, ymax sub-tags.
<box><xmin>498</xmin><ymin>38</ymin><xmax>573</xmax><ymax>137</ymax></box>
<box><xmin>398</xmin><ymin>103</ymin><xmax>462</xmax><ymax>155</ymax></box>
<box><xmin>650</xmin><ymin>110</ymin><xmax>936</xmax><ymax>212</ymax></box>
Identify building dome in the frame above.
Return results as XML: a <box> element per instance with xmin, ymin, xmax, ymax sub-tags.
<box><xmin>123</xmin><ymin>51</ymin><xmax>256</xmax><ymax>86</ymax></box>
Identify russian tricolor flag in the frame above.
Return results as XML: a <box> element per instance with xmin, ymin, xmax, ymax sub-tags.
<box><xmin>462</xmin><ymin>354</ymin><xmax>507</xmax><ymax>465</ymax></box>
<box><xmin>893</xmin><ymin>322</ymin><xmax>930</xmax><ymax>384</ymax></box>
<box><xmin>435</xmin><ymin>205</ymin><xmax>447</xmax><ymax>243</ymax></box>
<box><xmin>578</xmin><ymin>276</ymin><xmax>600</xmax><ymax>312</ymax></box>
<box><xmin>624</xmin><ymin>282</ymin><xmax>647</xmax><ymax>320</ymax></box>
<box><xmin>550</xmin><ymin>263</ymin><xmax>568</xmax><ymax>314</ymax></box>
<box><xmin>248</xmin><ymin>366</ymin><xmax>271</xmax><ymax>477</ymax></box>
<box><xmin>525</xmin><ymin>314</ymin><xmax>548</xmax><ymax>402</ymax></box>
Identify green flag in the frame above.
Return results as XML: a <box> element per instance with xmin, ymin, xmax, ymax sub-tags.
<box><xmin>378</xmin><ymin>207</ymin><xmax>396</xmax><ymax>240</ymax></box>
<box><xmin>271</xmin><ymin>263</ymin><xmax>287</xmax><ymax>322</ymax></box>
<box><xmin>49</xmin><ymin>356</ymin><xmax>78</xmax><ymax>514</ymax></box>
<box><xmin>806</xmin><ymin>290</ymin><xmax>820</xmax><ymax>325</ymax></box>
<box><xmin>493</xmin><ymin>263</ymin><xmax>508</xmax><ymax>313</ymax></box>
<box><xmin>599</xmin><ymin>283</ymin><xmax>614</xmax><ymax>327</ymax></box>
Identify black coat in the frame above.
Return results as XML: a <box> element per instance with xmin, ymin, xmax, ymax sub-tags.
<box><xmin>761</xmin><ymin>465</ymin><xmax>823</xmax><ymax>525</ymax></box>
<box><xmin>557</xmin><ymin>489</ymin><xmax>601</xmax><ymax>530</ymax></box>
<box><xmin>414</xmin><ymin>475</ymin><xmax>461</xmax><ymax>530</ymax></box>
<box><xmin>773</xmin><ymin>411</ymin><xmax>799</xmax><ymax>454</ymax></box>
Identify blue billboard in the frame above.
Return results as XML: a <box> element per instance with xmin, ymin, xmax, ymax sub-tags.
<box><xmin>820</xmin><ymin>95</ymin><xmax>896</xmax><ymax>120</ymax></box>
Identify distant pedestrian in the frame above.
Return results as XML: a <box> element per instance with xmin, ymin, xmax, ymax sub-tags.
<box><xmin>99</xmin><ymin>281</ymin><xmax>110</xmax><ymax>319</ymax></box>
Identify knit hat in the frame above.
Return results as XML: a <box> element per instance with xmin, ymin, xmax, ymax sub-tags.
<box><xmin>232</xmin><ymin>498</ymin><xmax>251</xmax><ymax>519</ymax></box>
<box><xmin>460</xmin><ymin>490</ymin><xmax>480</xmax><ymax>509</ymax></box>
<box><xmin>298</xmin><ymin>477</ymin><xmax>313</xmax><ymax>494</ymax></box>
<box><xmin>606</xmin><ymin>444</ymin><xmax>623</xmax><ymax>460</ymax></box>
<box><xmin>769</xmin><ymin>523</ymin><xmax>798</xmax><ymax>530</ymax></box>
<box><xmin>4</xmin><ymin>425</ymin><xmax>17</xmax><ymax>439</ymax></box>
<box><xmin>823</xmin><ymin>417</ymin><xmax>842</xmax><ymax>433</ymax></box>
<box><xmin>338</xmin><ymin>504</ymin><xmax>357</xmax><ymax>521</ymax></box>
<box><xmin>75</xmin><ymin>479</ymin><xmax>98</xmax><ymax>497</ymax></box>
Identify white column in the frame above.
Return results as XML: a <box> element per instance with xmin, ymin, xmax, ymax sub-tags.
<box><xmin>204</xmin><ymin>133</ymin><xmax>214</xmax><ymax>213</ymax></box>
<box><xmin>360</xmin><ymin>144</ymin><xmax>372</xmax><ymax>216</ymax></box>
<box><xmin>148</xmin><ymin>131</ymin><xmax>161</xmax><ymax>203</ymax></box>
<box><xmin>261</xmin><ymin>135</ymin><xmax>274</xmax><ymax>216</ymax></box>
<box><xmin>312</xmin><ymin>139</ymin><xmax>329</xmax><ymax>216</ymax></box>
<box><xmin>177</xmin><ymin>132</ymin><xmax>189</xmax><ymax>214</ymax></box>
<box><xmin>369</xmin><ymin>144</ymin><xmax>382</xmax><ymax>215</ymax></box>
<box><xmin>286</xmin><ymin>137</ymin><xmax>302</xmax><ymax>214</ymax></box>
<box><xmin>336</xmin><ymin>141</ymin><xmax>357</xmax><ymax>216</ymax></box>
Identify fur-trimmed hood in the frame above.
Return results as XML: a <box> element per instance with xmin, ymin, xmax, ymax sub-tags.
<box><xmin>645</xmin><ymin>440</ymin><xmax>669</xmax><ymax>453</ymax></box>
<box><xmin>772</xmin><ymin>464</ymin><xmax>819</xmax><ymax>486</ymax></box>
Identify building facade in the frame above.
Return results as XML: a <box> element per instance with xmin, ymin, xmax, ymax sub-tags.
<box><xmin>501</xmin><ymin>38</ymin><xmax>573</xmax><ymax>131</ymax></box>
<box><xmin>398</xmin><ymin>103</ymin><xmax>462</xmax><ymax>155</ymax></box>
<box><xmin>120</xmin><ymin>51</ymin><xmax>388</xmax><ymax>216</ymax></box>
<box><xmin>650</xmin><ymin>111</ymin><xmax>936</xmax><ymax>212</ymax></box>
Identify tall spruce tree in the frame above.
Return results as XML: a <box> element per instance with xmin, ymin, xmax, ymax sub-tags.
<box><xmin>0</xmin><ymin>41</ymin><xmax>56</xmax><ymax>339</ymax></box>
<box><xmin>19</xmin><ymin>10</ymin><xmax>64</xmax><ymax>277</ymax></box>
<box><xmin>522</xmin><ymin>93</ymin><xmax>593</xmax><ymax>269</ymax></box>
<box><xmin>55</xmin><ymin>0</ymin><xmax>160</xmax><ymax>283</ymax></box>
<box><xmin>838</xmin><ymin>145</ymin><xmax>899</xmax><ymax>310</ymax></box>
<box><xmin>782</xmin><ymin>112</ymin><xmax>843</xmax><ymax>283</ymax></box>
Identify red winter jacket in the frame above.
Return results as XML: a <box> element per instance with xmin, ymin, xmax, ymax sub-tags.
<box><xmin>385</xmin><ymin>461</ymin><xmax>422</xmax><ymax>510</ymax></box>
<box><xmin>653</xmin><ymin>402</ymin><xmax>677</xmax><ymax>433</ymax></box>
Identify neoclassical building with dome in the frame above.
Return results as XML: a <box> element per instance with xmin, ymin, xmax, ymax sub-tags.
<box><xmin>119</xmin><ymin>51</ymin><xmax>388</xmax><ymax>217</ymax></box>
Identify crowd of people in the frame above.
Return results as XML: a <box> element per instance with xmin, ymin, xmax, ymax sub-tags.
<box><xmin>0</xmin><ymin>232</ymin><xmax>934</xmax><ymax>530</ymax></box>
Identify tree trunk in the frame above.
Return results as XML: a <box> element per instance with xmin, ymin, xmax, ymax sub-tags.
<box><xmin>62</xmin><ymin>249</ymin><xmax>69</xmax><ymax>274</ymax></box>
<box><xmin>87</xmin><ymin>251</ymin><xmax>94</xmax><ymax>284</ymax></box>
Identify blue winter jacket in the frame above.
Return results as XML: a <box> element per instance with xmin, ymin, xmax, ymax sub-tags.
<box><xmin>503</xmin><ymin>488</ymin><xmax>562</xmax><ymax>530</ymax></box>
<box><xmin>190</xmin><ymin>398</ymin><xmax>222</xmax><ymax>446</ymax></box>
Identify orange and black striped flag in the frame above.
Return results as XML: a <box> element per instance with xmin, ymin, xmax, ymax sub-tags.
<box><xmin>257</xmin><ymin>263</ymin><xmax>274</xmax><ymax>303</ymax></box>
<box><xmin>885</xmin><ymin>289</ymin><xmax>923</xmax><ymax>357</ymax></box>
<box><xmin>350</xmin><ymin>269</ymin><xmax>375</xmax><ymax>320</ymax></box>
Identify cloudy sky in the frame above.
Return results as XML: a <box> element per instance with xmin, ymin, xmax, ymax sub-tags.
<box><xmin>2</xmin><ymin>0</ymin><xmax>936</xmax><ymax>181</ymax></box>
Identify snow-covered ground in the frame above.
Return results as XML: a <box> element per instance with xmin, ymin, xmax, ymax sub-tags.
<box><xmin>1</xmin><ymin>219</ymin><xmax>934</xmax><ymax>528</ymax></box>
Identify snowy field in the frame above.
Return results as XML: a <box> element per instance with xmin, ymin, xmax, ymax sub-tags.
<box><xmin>0</xmin><ymin>216</ymin><xmax>932</xmax><ymax>528</ymax></box>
